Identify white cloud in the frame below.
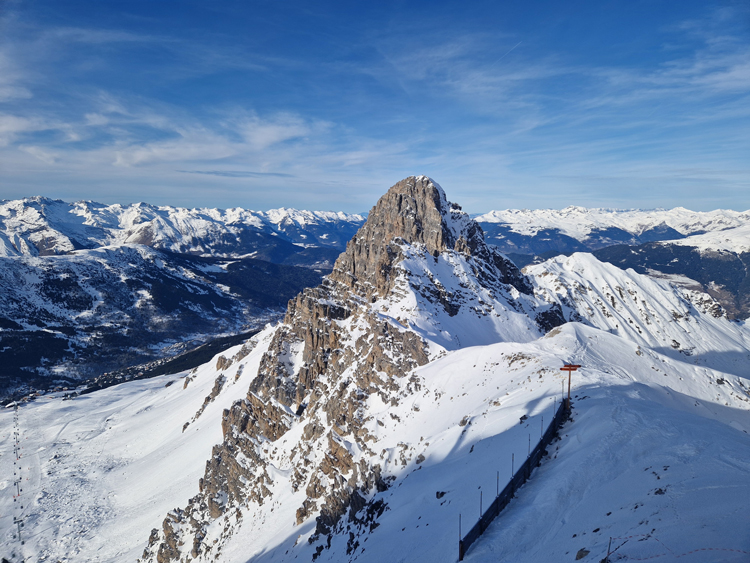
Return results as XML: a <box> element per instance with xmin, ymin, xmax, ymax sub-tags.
<box><xmin>0</xmin><ymin>50</ymin><xmax>31</xmax><ymax>102</ymax></box>
<box><xmin>20</xmin><ymin>145</ymin><xmax>58</xmax><ymax>164</ymax></box>
<box><xmin>0</xmin><ymin>114</ymin><xmax>41</xmax><ymax>146</ymax></box>
<box><xmin>235</xmin><ymin>114</ymin><xmax>312</xmax><ymax>150</ymax></box>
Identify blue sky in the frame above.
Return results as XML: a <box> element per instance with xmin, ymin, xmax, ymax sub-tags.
<box><xmin>0</xmin><ymin>0</ymin><xmax>748</xmax><ymax>213</ymax></box>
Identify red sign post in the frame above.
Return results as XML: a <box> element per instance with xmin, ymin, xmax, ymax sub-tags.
<box><xmin>560</xmin><ymin>364</ymin><xmax>581</xmax><ymax>409</ymax></box>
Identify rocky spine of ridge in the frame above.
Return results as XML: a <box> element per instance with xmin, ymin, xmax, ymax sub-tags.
<box><xmin>142</xmin><ymin>176</ymin><xmax>561</xmax><ymax>563</ymax></box>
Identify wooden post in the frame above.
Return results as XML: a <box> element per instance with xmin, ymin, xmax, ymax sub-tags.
<box><xmin>560</xmin><ymin>364</ymin><xmax>581</xmax><ymax>410</ymax></box>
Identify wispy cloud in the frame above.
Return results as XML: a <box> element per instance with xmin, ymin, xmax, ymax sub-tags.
<box><xmin>178</xmin><ymin>170</ymin><xmax>295</xmax><ymax>178</ymax></box>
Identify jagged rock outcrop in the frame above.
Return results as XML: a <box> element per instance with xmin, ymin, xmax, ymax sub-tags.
<box><xmin>330</xmin><ymin>176</ymin><xmax>531</xmax><ymax>298</ymax></box>
<box><xmin>141</xmin><ymin>176</ymin><xmax>564</xmax><ymax>563</ymax></box>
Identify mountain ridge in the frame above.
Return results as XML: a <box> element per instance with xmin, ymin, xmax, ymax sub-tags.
<box><xmin>0</xmin><ymin>196</ymin><xmax>366</xmax><ymax>260</ymax></box>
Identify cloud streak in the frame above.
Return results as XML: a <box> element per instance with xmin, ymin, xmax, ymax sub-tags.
<box><xmin>178</xmin><ymin>170</ymin><xmax>295</xmax><ymax>178</ymax></box>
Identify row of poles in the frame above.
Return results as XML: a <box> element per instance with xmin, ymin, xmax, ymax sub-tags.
<box><xmin>11</xmin><ymin>402</ymin><xmax>26</xmax><ymax>561</ymax></box>
<box><xmin>458</xmin><ymin>395</ymin><xmax>560</xmax><ymax>557</ymax></box>
<box><xmin>458</xmin><ymin>363</ymin><xmax>580</xmax><ymax>561</ymax></box>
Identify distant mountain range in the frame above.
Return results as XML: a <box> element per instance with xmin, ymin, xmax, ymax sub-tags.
<box><xmin>475</xmin><ymin>205</ymin><xmax>750</xmax><ymax>256</ymax></box>
<box><xmin>0</xmin><ymin>197</ymin><xmax>365</xmax><ymax>400</ymax></box>
<box><xmin>0</xmin><ymin>196</ymin><xmax>366</xmax><ymax>266</ymax></box>
<box><xmin>475</xmin><ymin>206</ymin><xmax>750</xmax><ymax>320</ymax></box>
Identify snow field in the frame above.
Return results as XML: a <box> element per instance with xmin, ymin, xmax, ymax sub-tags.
<box><xmin>0</xmin><ymin>326</ymin><xmax>277</xmax><ymax>562</ymax></box>
<box><xmin>216</xmin><ymin>321</ymin><xmax>750</xmax><ymax>563</ymax></box>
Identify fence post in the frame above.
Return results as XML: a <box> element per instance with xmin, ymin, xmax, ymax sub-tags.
<box><xmin>458</xmin><ymin>514</ymin><xmax>463</xmax><ymax>561</ymax></box>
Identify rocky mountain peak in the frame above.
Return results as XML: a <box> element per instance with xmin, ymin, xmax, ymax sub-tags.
<box><xmin>331</xmin><ymin>176</ymin><xmax>485</xmax><ymax>297</ymax></box>
<box><xmin>143</xmin><ymin>176</ymin><xmax>557</xmax><ymax>563</ymax></box>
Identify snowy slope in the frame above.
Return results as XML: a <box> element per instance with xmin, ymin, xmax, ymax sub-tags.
<box><xmin>0</xmin><ymin>327</ymin><xmax>277</xmax><ymax>562</ymax></box>
<box><xmin>465</xmin><ymin>323</ymin><xmax>750</xmax><ymax>563</ymax></box>
<box><xmin>527</xmin><ymin>253</ymin><xmax>750</xmax><ymax>377</ymax></box>
<box><xmin>4</xmin><ymin>318</ymin><xmax>748</xmax><ymax>562</ymax></box>
<box><xmin>667</xmin><ymin>222</ymin><xmax>750</xmax><ymax>254</ymax></box>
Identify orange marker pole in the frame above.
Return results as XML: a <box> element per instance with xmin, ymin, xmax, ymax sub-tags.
<box><xmin>560</xmin><ymin>364</ymin><xmax>581</xmax><ymax>410</ymax></box>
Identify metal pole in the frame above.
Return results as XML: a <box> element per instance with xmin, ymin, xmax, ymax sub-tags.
<box><xmin>606</xmin><ymin>537</ymin><xmax>612</xmax><ymax>562</ymax></box>
<box><xmin>480</xmin><ymin>491</ymin><xmax>483</xmax><ymax>519</ymax></box>
<box><xmin>567</xmin><ymin>369</ymin><xmax>572</xmax><ymax>409</ymax></box>
<box><xmin>511</xmin><ymin>453</ymin><xmax>514</xmax><ymax>476</ymax></box>
<box><xmin>541</xmin><ymin>416</ymin><xmax>544</xmax><ymax>439</ymax></box>
<box><xmin>496</xmin><ymin>471</ymin><xmax>499</xmax><ymax>497</ymax></box>
<box><xmin>528</xmin><ymin>434</ymin><xmax>530</xmax><ymax>457</ymax></box>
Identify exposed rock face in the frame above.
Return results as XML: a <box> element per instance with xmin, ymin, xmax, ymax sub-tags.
<box><xmin>142</xmin><ymin>176</ymin><xmax>563</xmax><ymax>563</ymax></box>
<box><xmin>330</xmin><ymin>176</ymin><xmax>530</xmax><ymax>298</ymax></box>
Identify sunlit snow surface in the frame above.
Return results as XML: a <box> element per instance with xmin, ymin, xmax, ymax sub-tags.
<box><xmin>0</xmin><ymin>327</ymin><xmax>276</xmax><ymax>561</ymax></box>
<box><xmin>2</xmin><ymin>255</ymin><xmax>750</xmax><ymax>562</ymax></box>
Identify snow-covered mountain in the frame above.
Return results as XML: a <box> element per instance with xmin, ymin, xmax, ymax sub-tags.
<box><xmin>0</xmin><ymin>196</ymin><xmax>365</xmax><ymax>265</ymax></box>
<box><xmin>0</xmin><ymin>198</ymin><xmax>366</xmax><ymax>400</ymax></box>
<box><xmin>475</xmin><ymin>205</ymin><xmax>750</xmax><ymax>321</ymax></box>
<box><xmin>0</xmin><ymin>245</ymin><xmax>323</xmax><ymax>400</ymax></box>
<box><xmin>475</xmin><ymin>206</ymin><xmax>750</xmax><ymax>256</ymax></box>
<box><xmin>4</xmin><ymin>177</ymin><xmax>747</xmax><ymax>563</ymax></box>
